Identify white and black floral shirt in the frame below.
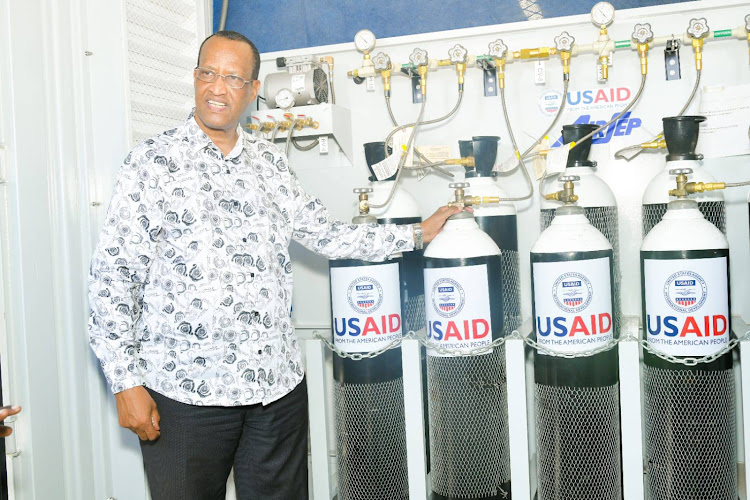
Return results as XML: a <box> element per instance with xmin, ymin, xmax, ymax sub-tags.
<box><xmin>88</xmin><ymin>111</ymin><xmax>415</xmax><ymax>406</ymax></box>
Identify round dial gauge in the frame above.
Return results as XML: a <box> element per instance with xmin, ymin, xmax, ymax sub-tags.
<box><xmin>591</xmin><ymin>2</ymin><xmax>615</xmax><ymax>27</ymax></box>
<box><xmin>274</xmin><ymin>88</ymin><xmax>295</xmax><ymax>110</ymax></box>
<box><xmin>354</xmin><ymin>29</ymin><xmax>376</xmax><ymax>53</ymax></box>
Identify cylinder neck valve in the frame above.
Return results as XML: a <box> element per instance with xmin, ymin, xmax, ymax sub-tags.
<box><xmin>488</xmin><ymin>39</ymin><xmax>508</xmax><ymax>88</ymax></box>
<box><xmin>632</xmin><ymin>23</ymin><xmax>654</xmax><ymax>75</ymax></box>
<box><xmin>554</xmin><ymin>31</ymin><xmax>575</xmax><ymax>80</ymax></box>
<box><xmin>447</xmin><ymin>182</ymin><xmax>500</xmax><ymax>208</ymax></box>
<box><xmin>668</xmin><ymin>168</ymin><xmax>725</xmax><ymax>198</ymax></box>
<box><xmin>352</xmin><ymin>187</ymin><xmax>377</xmax><ymax>224</ymax></box>
<box><xmin>687</xmin><ymin>18</ymin><xmax>710</xmax><ymax>71</ymax></box>
<box><xmin>545</xmin><ymin>175</ymin><xmax>580</xmax><ymax>204</ymax></box>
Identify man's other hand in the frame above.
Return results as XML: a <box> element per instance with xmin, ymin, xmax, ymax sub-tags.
<box><xmin>0</xmin><ymin>405</ymin><xmax>21</xmax><ymax>438</ymax></box>
<box><xmin>115</xmin><ymin>386</ymin><xmax>161</xmax><ymax>441</ymax></box>
<box><xmin>421</xmin><ymin>205</ymin><xmax>469</xmax><ymax>244</ymax></box>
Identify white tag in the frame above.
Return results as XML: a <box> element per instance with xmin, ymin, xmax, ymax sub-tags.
<box><xmin>291</xmin><ymin>74</ymin><xmax>306</xmax><ymax>92</ymax></box>
<box><xmin>643</xmin><ymin>255</ymin><xmax>729</xmax><ymax>357</ymax></box>
<box><xmin>545</xmin><ymin>145</ymin><xmax>570</xmax><ymax>175</ymax></box>
<box><xmin>425</xmin><ymin>264</ymin><xmax>493</xmax><ymax>357</ymax></box>
<box><xmin>392</xmin><ymin>128</ymin><xmax>414</xmax><ymax>168</ymax></box>
<box><xmin>416</xmin><ymin>145</ymin><xmax>451</xmax><ymax>163</ymax></box>
<box><xmin>534</xmin><ymin>60</ymin><xmax>546</xmax><ymax>84</ymax></box>
<box><xmin>496</xmin><ymin>154</ymin><xmax>519</xmax><ymax>173</ymax></box>
<box><xmin>366</xmin><ymin>76</ymin><xmax>376</xmax><ymax>92</ymax></box>
<box><xmin>597</xmin><ymin>63</ymin><xmax>606</xmax><ymax>83</ymax></box>
<box><xmin>532</xmin><ymin>256</ymin><xmax>614</xmax><ymax>355</ymax></box>
<box><xmin>533</xmin><ymin>137</ymin><xmax>550</xmax><ymax>180</ymax></box>
<box><xmin>318</xmin><ymin>135</ymin><xmax>329</xmax><ymax>154</ymax></box>
<box><xmin>371</xmin><ymin>150</ymin><xmax>401</xmax><ymax>180</ymax></box>
<box><xmin>330</xmin><ymin>263</ymin><xmax>403</xmax><ymax>353</ymax></box>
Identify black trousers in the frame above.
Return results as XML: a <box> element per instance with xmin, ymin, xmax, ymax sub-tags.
<box><xmin>140</xmin><ymin>380</ymin><xmax>309</xmax><ymax>500</ymax></box>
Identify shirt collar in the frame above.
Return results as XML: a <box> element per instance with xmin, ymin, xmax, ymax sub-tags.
<box><xmin>183</xmin><ymin>108</ymin><xmax>246</xmax><ymax>160</ymax></box>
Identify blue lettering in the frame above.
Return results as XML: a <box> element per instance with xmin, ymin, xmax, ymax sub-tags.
<box><xmin>646</xmin><ymin>314</ymin><xmax>660</xmax><ymax>336</ymax></box>
<box><xmin>356</xmin><ymin>284</ymin><xmax>373</xmax><ymax>291</ymax></box>
<box><xmin>334</xmin><ymin>318</ymin><xmax>346</xmax><ymax>336</ymax></box>
<box><xmin>626</xmin><ymin>117</ymin><xmax>641</xmax><ymax>135</ymax></box>
<box><xmin>563</xmin><ymin>281</ymin><xmax>581</xmax><ymax>287</ymax></box>
<box><xmin>675</xmin><ymin>280</ymin><xmax>695</xmax><ymax>286</ymax></box>
<box><xmin>438</xmin><ymin>286</ymin><xmax>454</xmax><ymax>293</ymax></box>
<box><xmin>537</xmin><ymin>316</ymin><xmax>552</xmax><ymax>336</ymax></box>
<box><xmin>553</xmin><ymin>317</ymin><xmax>568</xmax><ymax>337</ymax></box>
<box><xmin>428</xmin><ymin>321</ymin><xmax>444</xmax><ymax>341</ymax></box>
<box><xmin>348</xmin><ymin>318</ymin><xmax>361</xmax><ymax>336</ymax></box>
<box><xmin>664</xmin><ymin>316</ymin><xmax>678</xmax><ymax>337</ymax></box>
<box><xmin>567</xmin><ymin>91</ymin><xmax>581</xmax><ymax>106</ymax></box>
<box><xmin>582</xmin><ymin>90</ymin><xmax>593</xmax><ymax>104</ymax></box>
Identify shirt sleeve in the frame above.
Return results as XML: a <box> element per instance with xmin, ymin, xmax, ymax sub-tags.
<box><xmin>88</xmin><ymin>147</ymin><xmax>165</xmax><ymax>394</ymax></box>
<box><xmin>289</xmin><ymin>172</ymin><xmax>415</xmax><ymax>261</ymax></box>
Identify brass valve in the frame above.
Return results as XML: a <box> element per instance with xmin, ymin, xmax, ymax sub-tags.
<box><xmin>294</xmin><ymin>116</ymin><xmax>319</xmax><ymax>130</ymax></box>
<box><xmin>448</xmin><ymin>44</ymin><xmax>468</xmax><ymax>88</ymax></box>
<box><xmin>668</xmin><ymin>168</ymin><xmax>726</xmax><ymax>198</ymax></box>
<box><xmin>409</xmin><ymin>48</ymin><xmax>429</xmax><ymax>96</ymax></box>
<box><xmin>353</xmin><ymin>187</ymin><xmax>373</xmax><ymax>215</ymax></box>
<box><xmin>687</xmin><ymin>18</ymin><xmax>710</xmax><ymax>71</ymax></box>
<box><xmin>545</xmin><ymin>175</ymin><xmax>579</xmax><ymax>204</ymax></box>
<box><xmin>446</xmin><ymin>182</ymin><xmax>500</xmax><ymax>208</ymax></box>
<box><xmin>599</xmin><ymin>54</ymin><xmax>609</xmax><ymax>80</ymax></box>
<box><xmin>641</xmin><ymin>139</ymin><xmax>666</xmax><ymax>149</ymax></box>
<box><xmin>632</xmin><ymin>23</ymin><xmax>654</xmax><ymax>75</ymax></box>
<box><xmin>488</xmin><ymin>39</ymin><xmax>508</xmax><ymax>89</ymax></box>
<box><xmin>372</xmin><ymin>52</ymin><xmax>392</xmax><ymax>96</ymax></box>
<box><xmin>444</xmin><ymin>157</ymin><xmax>475</xmax><ymax>168</ymax></box>
<box><xmin>246</xmin><ymin>123</ymin><xmax>259</xmax><ymax>131</ymax></box>
<box><xmin>554</xmin><ymin>31</ymin><xmax>575</xmax><ymax>78</ymax></box>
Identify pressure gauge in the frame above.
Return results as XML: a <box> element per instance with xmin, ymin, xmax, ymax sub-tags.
<box><xmin>354</xmin><ymin>29</ymin><xmax>376</xmax><ymax>53</ymax></box>
<box><xmin>274</xmin><ymin>88</ymin><xmax>295</xmax><ymax>110</ymax></box>
<box><xmin>591</xmin><ymin>2</ymin><xmax>615</xmax><ymax>28</ymax></box>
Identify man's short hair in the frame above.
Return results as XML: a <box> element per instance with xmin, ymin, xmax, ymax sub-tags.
<box><xmin>197</xmin><ymin>30</ymin><xmax>261</xmax><ymax>80</ymax></box>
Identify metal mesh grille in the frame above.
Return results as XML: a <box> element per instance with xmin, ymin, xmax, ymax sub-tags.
<box><xmin>313</xmin><ymin>68</ymin><xmax>329</xmax><ymax>104</ymax></box>
<box><xmin>541</xmin><ymin>207</ymin><xmax>621</xmax><ymax>333</ymax></box>
<box><xmin>126</xmin><ymin>0</ymin><xmax>200</xmax><ymax>146</ymax></box>
<box><xmin>643</xmin><ymin>365</ymin><xmax>737</xmax><ymax>500</ymax></box>
<box><xmin>501</xmin><ymin>249</ymin><xmax>522</xmax><ymax>335</ymax></box>
<box><xmin>334</xmin><ymin>377</ymin><xmax>409</xmax><ymax>500</ymax></box>
<box><xmin>642</xmin><ymin>201</ymin><xmax>726</xmax><ymax>237</ymax></box>
<box><xmin>403</xmin><ymin>293</ymin><xmax>425</xmax><ymax>334</ymax></box>
<box><xmin>427</xmin><ymin>346</ymin><xmax>511</xmax><ymax>497</ymax></box>
<box><xmin>535</xmin><ymin>383</ymin><xmax>622</xmax><ymax>500</ymax></box>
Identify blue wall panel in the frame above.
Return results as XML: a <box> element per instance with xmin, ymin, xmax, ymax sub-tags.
<box><xmin>212</xmin><ymin>0</ymin><xmax>692</xmax><ymax>53</ymax></box>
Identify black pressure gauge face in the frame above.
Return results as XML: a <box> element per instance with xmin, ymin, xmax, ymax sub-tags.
<box><xmin>591</xmin><ymin>2</ymin><xmax>615</xmax><ymax>27</ymax></box>
<box><xmin>354</xmin><ymin>29</ymin><xmax>376</xmax><ymax>53</ymax></box>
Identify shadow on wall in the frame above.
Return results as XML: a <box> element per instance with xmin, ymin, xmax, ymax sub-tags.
<box><xmin>213</xmin><ymin>0</ymin><xmax>693</xmax><ymax>53</ymax></box>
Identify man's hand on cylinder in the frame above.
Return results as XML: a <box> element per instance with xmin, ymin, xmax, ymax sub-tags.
<box><xmin>421</xmin><ymin>205</ymin><xmax>471</xmax><ymax>244</ymax></box>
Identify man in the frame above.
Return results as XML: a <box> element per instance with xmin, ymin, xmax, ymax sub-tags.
<box><xmin>88</xmin><ymin>31</ymin><xmax>459</xmax><ymax>499</ymax></box>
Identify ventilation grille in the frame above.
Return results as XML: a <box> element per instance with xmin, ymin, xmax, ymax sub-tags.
<box><xmin>126</xmin><ymin>0</ymin><xmax>200</xmax><ymax>146</ymax></box>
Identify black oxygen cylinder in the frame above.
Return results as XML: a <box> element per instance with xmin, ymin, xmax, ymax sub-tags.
<box><xmin>424</xmin><ymin>207</ymin><xmax>511</xmax><ymax>499</ymax></box>
<box><xmin>531</xmin><ymin>199</ymin><xmax>621</xmax><ymax>500</ymax></box>
<box><xmin>329</xmin><ymin>209</ymin><xmax>409</xmax><ymax>499</ymax></box>
<box><xmin>640</xmin><ymin>197</ymin><xmax>736</xmax><ymax>499</ymax></box>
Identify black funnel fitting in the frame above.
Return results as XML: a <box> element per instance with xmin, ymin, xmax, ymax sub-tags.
<box><xmin>467</xmin><ymin>136</ymin><xmax>499</xmax><ymax>178</ymax></box>
<box><xmin>458</xmin><ymin>140</ymin><xmax>474</xmax><ymax>174</ymax></box>
<box><xmin>562</xmin><ymin>124</ymin><xmax>599</xmax><ymax>168</ymax></box>
<box><xmin>663</xmin><ymin>115</ymin><xmax>705</xmax><ymax>162</ymax></box>
<box><xmin>363</xmin><ymin>141</ymin><xmax>394</xmax><ymax>181</ymax></box>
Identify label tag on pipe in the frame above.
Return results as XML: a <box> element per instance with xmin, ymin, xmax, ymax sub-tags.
<box><xmin>496</xmin><ymin>154</ymin><xmax>519</xmax><ymax>173</ymax></box>
<box><xmin>318</xmin><ymin>135</ymin><xmax>329</xmax><ymax>154</ymax></box>
<box><xmin>366</xmin><ymin>76</ymin><xmax>376</xmax><ymax>92</ymax></box>
<box><xmin>534</xmin><ymin>61</ymin><xmax>546</xmax><ymax>85</ymax></box>
<box><xmin>533</xmin><ymin>137</ymin><xmax>549</xmax><ymax>180</ymax></box>
<box><xmin>417</xmin><ymin>145</ymin><xmax>451</xmax><ymax>163</ymax></box>
<box><xmin>392</xmin><ymin>128</ymin><xmax>414</xmax><ymax>168</ymax></box>
<box><xmin>545</xmin><ymin>145</ymin><xmax>570</xmax><ymax>175</ymax></box>
<box><xmin>371</xmin><ymin>150</ymin><xmax>401</xmax><ymax>181</ymax></box>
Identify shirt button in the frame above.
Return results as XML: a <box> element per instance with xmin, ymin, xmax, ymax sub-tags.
<box><xmin>242</xmin><ymin>238</ymin><xmax>247</xmax><ymax>242</ymax></box>
<box><xmin>257</xmin><ymin>349</ymin><xmax>262</xmax><ymax>355</ymax></box>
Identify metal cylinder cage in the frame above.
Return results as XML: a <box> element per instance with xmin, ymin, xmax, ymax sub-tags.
<box><xmin>541</xmin><ymin>206</ymin><xmax>622</xmax><ymax>333</ymax></box>
<box><xmin>501</xmin><ymin>249</ymin><xmax>522</xmax><ymax>336</ymax></box>
<box><xmin>642</xmin><ymin>201</ymin><xmax>727</xmax><ymax>236</ymax></box>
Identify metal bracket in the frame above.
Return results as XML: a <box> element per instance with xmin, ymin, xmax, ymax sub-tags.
<box><xmin>476</xmin><ymin>58</ymin><xmax>499</xmax><ymax>97</ymax></box>
<box><xmin>411</xmin><ymin>74</ymin><xmax>423</xmax><ymax>104</ymax></box>
<box><xmin>4</xmin><ymin>417</ymin><xmax>19</xmax><ymax>457</ymax></box>
<box><xmin>664</xmin><ymin>38</ymin><xmax>681</xmax><ymax>81</ymax></box>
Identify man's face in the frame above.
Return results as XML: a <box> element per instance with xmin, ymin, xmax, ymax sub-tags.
<box><xmin>194</xmin><ymin>37</ymin><xmax>260</xmax><ymax>136</ymax></box>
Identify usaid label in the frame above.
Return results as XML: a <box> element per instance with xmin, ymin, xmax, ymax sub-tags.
<box><xmin>644</xmin><ymin>257</ymin><xmax>729</xmax><ymax>357</ymax></box>
<box><xmin>331</xmin><ymin>263</ymin><xmax>402</xmax><ymax>353</ymax></box>
<box><xmin>533</xmin><ymin>257</ymin><xmax>613</xmax><ymax>355</ymax></box>
<box><xmin>425</xmin><ymin>264</ymin><xmax>492</xmax><ymax>357</ymax></box>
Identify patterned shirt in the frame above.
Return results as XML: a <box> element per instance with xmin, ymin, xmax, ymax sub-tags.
<box><xmin>88</xmin><ymin>111</ymin><xmax>415</xmax><ymax>406</ymax></box>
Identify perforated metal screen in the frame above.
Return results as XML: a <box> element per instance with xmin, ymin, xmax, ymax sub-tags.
<box><xmin>126</xmin><ymin>0</ymin><xmax>201</xmax><ymax>146</ymax></box>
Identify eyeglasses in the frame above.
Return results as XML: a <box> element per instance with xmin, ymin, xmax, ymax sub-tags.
<box><xmin>194</xmin><ymin>67</ymin><xmax>255</xmax><ymax>89</ymax></box>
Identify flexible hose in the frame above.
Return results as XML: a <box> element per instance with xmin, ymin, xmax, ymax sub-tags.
<box><xmin>218</xmin><ymin>0</ymin><xmax>229</xmax><ymax>31</ymax></box>
<box><xmin>326</xmin><ymin>61</ymin><xmax>336</xmax><ymax>105</ymax></box>
<box><xmin>615</xmin><ymin>70</ymin><xmax>702</xmax><ymax>161</ymax></box>
<box><xmin>292</xmin><ymin>137</ymin><xmax>319</xmax><ymax>151</ymax></box>
<box><xmin>725</xmin><ymin>180</ymin><xmax>750</xmax><ymax>187</ymax></box>
<box><xmin>285</xmin><ymin>123</ymin><xmax>295</xmax><ymax>157</ymax></box>
<box><xmin>495</xmin><ymin>87</ymin><xmax>533</xmax><ymax>201</ymax></box>
<box><xmin>370</xmin><ymin>96</ymin><xmax>427</xmax><ymax>209</ymax></box>
<box><xmin>521</xmin><ymin>80</ymin><xmax>570</xmax><ymax>160</ymax></box>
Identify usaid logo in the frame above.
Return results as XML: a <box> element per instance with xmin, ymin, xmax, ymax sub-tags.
<box><xmin>664</xmin><ymin>271</ymin><xmax>707</xmax><ymax>313</ymax></box>
<box><xmin>553</xmin><ymin>272</ymin><xmax>593</xmax><ymax>313</ymax></box>
<box><xmin>431</xmin><ymin>278</ymin><xmax>465</xmax><ymax>318</ymax></box>
<box><xmin>347</xmin><ymin>277</ymin><xmax>384</xmax><ymax>314</ymax></box>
